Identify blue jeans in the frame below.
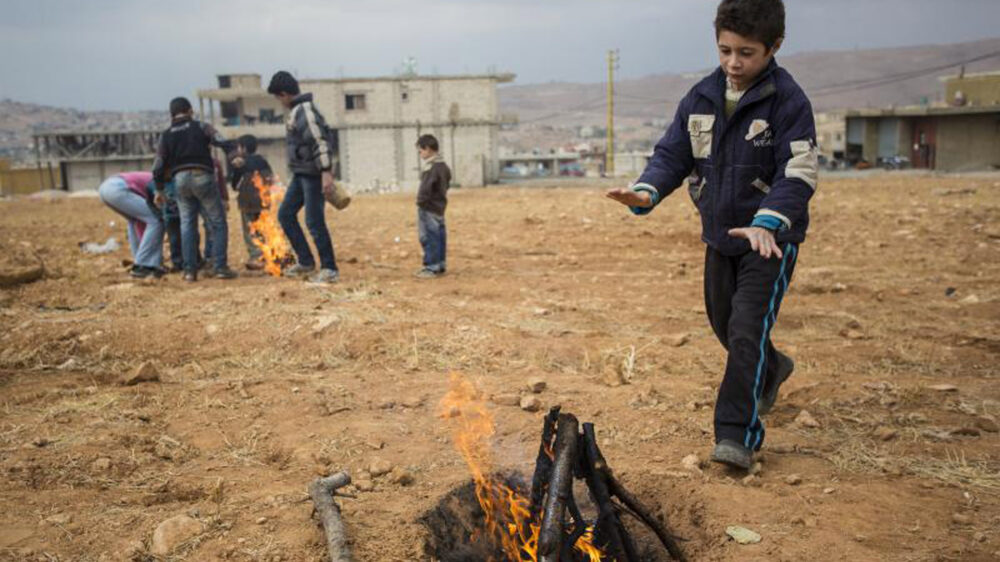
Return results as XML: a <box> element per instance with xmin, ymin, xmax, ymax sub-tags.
<box><xmin>163</xmin><ymin>182</ymin><xmax>208</xmax><ymax>270</ymax></box>
<box><xmin>418</xmin><ymin>208</ymin><xmax>446</xmax><ymax>272</ymax></box>
<box><xmin>175</xmin><ymin>169</ymin><xmax>228</xmax><ymax>272</ymax></box>
<box><xmin>278</xmin><ymin>174</ymin><xmax>337</xmax><ymax>271</ymax></box>
<box><xmin>98</xmin><ymin>177</ymin><xmax>163</xmax><ymax>268</ymax></box>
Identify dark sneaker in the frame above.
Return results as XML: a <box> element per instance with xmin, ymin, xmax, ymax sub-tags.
<box><xmin>211</xmin><ymin>267</ymin><xmax>239</xmax><ymax>280</ymax></box>
<box><xmin>711</xmin><ymin>440</ymin><xmax>753</xmax><ymax>470</ymax></box>
<box><xmin>130</xmin><ymin>265</ymin><xmax>153</xmax><ymax>279</ymax></box>
<box><xmin>183</xmin><ymin>271</ymin><xmax>198</xmax><ymax>283</ymax></box>
<box><xmin>284</xmin><ymin>264</ymin><xmax>315</xmax><ymax>278</ymax></box>
<box><xmin>759</xmin><ymin>353</ymin><xmax>795</xmax><ymax>416</ymax></box>
<box><xmin>245</xmin><ymin>260</ymin><xmax>265</xmax><ymax>271</ymax></box>
<box><xmin>307</xmin><ymin>269</ymin><xmax>340</xmax><ymax>285</ymax></box>
<box><xmin>168</xmin><ymin>264</ymin><xmax>184</xmax><ymax>274</ymax></box>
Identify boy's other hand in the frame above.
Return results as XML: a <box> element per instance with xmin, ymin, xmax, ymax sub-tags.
<box><xmin>153</xmin><ymin>192</ymin><xmax>166</xmax><ymax>208</ymax></box>
<box><xmin>605</xmin><ymin>188</ymin><xmax>652</xmax><ymax>208</ymax></box>
<box><xmin>728</xmin><ymin>227</ymin><xmax>784</xmax><ymax>259</ymax></box>
<box><xmin>321</xmin><ymin>171</ymin><xmax>335</xmax><ymax>197</ymax></box>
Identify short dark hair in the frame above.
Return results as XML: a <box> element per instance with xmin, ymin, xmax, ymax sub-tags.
<box><xmin>416</xmin><ymin>134</ymin><xmax>439</xmax><ymax>152</ymax></box>
<box><xmin>715</xmin><ymin>0</ymin><xmax>785</xmax><ymax>51</ymax></box>
<box><xmin>267</xmin><ymin>71</ymin><xmax>300</xmax><ymax>96</ymax></box>
<box><xmin>169</xmin><ymin>97</ymin><xmax>193</xmax><ymax>117</ymax></box>
<box><xmin>238</xmin><ymin>134</ymin><xmax>258</xmax><ymax>154</ymax></box>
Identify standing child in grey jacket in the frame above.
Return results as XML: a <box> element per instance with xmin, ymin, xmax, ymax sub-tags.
<box><xmin>415</xmin><ymin>135</ymin><xmax>451</xmax><ymax>278</ymax></box>
<box><xmin>266</xmin><ymin>71</ymin><xmax>341</xmax><ymax>285</ymax></box>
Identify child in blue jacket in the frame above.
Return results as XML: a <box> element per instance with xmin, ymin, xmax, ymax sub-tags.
<box><xmin>607</xmin><ymin>0</ymin><xmax>818</xmax><ymax>470</ymax></box>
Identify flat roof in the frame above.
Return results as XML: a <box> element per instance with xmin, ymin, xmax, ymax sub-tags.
<box><xmin>33</xmin><ymin>130</ymin><xmax>162</xmax><ymax>137</ymax></box>
<box><xmin>198</xmin><ymin>73</ymin><xmax>516</xmax><ymax>101</ymax></box>
<box><xmin>845</xmin><ymin>104</ymin><xmax>1000</xmax><ymax>118</ymax></box>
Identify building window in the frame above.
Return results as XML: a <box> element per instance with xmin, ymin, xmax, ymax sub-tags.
<box><xmin>345</xmin><ymin>94</ymin><xmax>367</xmax><ymax>111</ymax></box>
<box><xmin>401</xmin><ymin>91</ymin><xmax>409</xmax><ymax>102</ymax></box>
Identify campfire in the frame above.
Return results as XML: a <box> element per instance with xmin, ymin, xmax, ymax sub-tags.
<box><xmin>249</xmin><ymin>173</ymin><xmax>294</xmax><ymax>276</ymax></box>
<box><xmin>431</xmin><ymin>375</ymin><xmax>686</xmax><ymax>562</ymax></box>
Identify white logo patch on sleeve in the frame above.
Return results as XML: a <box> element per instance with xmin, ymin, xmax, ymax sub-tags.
<box><xmin>746</xmin><ymin>119</ymin><xmax>770</xmax><ymax>141</ymax></box>
<box><xmin>787</xmin><ymin>139</ymin><xmax>819</xmax><ymax>190</ymax></box>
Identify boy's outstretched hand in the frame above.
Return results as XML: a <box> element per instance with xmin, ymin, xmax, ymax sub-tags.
<box><xmin>605</xmin><ymin>188</ymin><xmax>652</xmax><ymax>208</ymax></box>
<box><xmin>729</xmin><ymin>227</ymin><xmax>784</xmax><ymax>259</ymax></box>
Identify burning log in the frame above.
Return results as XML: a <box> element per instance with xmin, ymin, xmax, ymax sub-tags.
<box><xmin>308</xmin><ymin>472</ymin><xmax>353</xmax><ymax>562</ymax></box>
<box><xmin>538</xmin><ymin>414</ymin><xmax>580</xmax><ymax>560</ymax></box>
<box><xmin>580</xmin><ymin>423</ymin><xmax>631</xmax><ymax>561</ymax></box>
<box><xmin>436</xmin><ymin>374</ymin><xmax>685</xmax><ymax>562</ymax></box>
<box><xmin>530</xmin><ymin>406</ymin><xmax>561</xmax><ymax>514</ymax></box>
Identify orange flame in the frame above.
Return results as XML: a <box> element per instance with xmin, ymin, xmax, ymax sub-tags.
<box><xmin>249</xmin><ymin>173</ymin><xmax>292</xmax><ymax>277</ymax></box>
<box><xmin>440</xmin><ymin>374</ymin><xmax>607</xmax><ymax>561</ymax></box>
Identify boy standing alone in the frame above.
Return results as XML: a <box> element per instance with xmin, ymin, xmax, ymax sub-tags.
<box><xmin>606</xmin><ymin>0</ymin><xmax>818</xmax><ymax>470</ymax></box>
<box><xmin>415</xmin><ymin>135</ymin><xmax>451</xmax><ymax>278</ymax></box>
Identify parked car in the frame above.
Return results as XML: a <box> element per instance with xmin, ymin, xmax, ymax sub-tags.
<box><xmin>559</xmin><ymin>163</ymin><xmax>585</xmax><ymax>177</ymax></box>
<box><xmin>881</xmin><ymin>155</ymin><xmax>911</xmax><ymax>170</ymax></box>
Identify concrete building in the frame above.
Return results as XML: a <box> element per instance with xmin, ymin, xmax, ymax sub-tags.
<box><xmin>944</xmin><ymin>70</ymin><xmax>1000</xmax><ymax>107</ymax></box>
<box><xmin>32</xmin><ymin>130</ymin><xmax>159</xmax><ymax>191</ymax></box>
<box><xmin>845</xmin><ymin>106</ymin><xmax>1000</xmax><ymax>171</ymax></box>
<box><xmin>844</xmin><ymin>70</ymin><xmax>1000</xmax><ymax>171</ymax></box>
<box><xmin>814</xmin><ymin>112</ymin><xmax>846</xmax><ymax>161</ymax></box>
<box><xmin>197</xmin><ymin>72</ymin><xmax>516</xmax><ymax>191</ymax></box>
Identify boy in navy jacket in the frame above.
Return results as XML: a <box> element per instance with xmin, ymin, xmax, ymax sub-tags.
<box><xmin>607</xmin><ymin>0</ymin><xmax>818</xmax><ymax>470</ymax></box>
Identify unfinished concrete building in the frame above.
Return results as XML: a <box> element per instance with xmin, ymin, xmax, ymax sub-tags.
<box><xmin>197</xmin><ymin>72</ymin><xmax>516</xmax><ymax>190</ymax></box>
<box><xmin>32</xmin><ymin>130</ymin><xmax>160</xmax><ymax>191</ymax></box>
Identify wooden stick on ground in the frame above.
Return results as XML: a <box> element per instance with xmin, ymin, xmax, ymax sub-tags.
<box><xmin>308</xmin><ymin>472</ymin><xmax>353</xmax><ymax>562</ymax></box>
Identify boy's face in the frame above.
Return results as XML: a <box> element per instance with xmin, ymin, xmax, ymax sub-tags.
<box><xmin>274</xmin><ymin>92</ymin><xmax>296</xmax><ymax>109</ymax></box>
<box><xmin>418</xmin><ymin>146</ymin><xmax>435</xmax><ymax>160</ymax></box>
<box><xmin>717</xmin><ymin>30</ymin><xmax>781</xmax><ymax>90</ymax></box>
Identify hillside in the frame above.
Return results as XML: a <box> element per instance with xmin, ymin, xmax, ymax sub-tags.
<box><xmin>500</xmin><ymin>37</ymin><xmax>1000</xmax><ymax>128</ymax></box>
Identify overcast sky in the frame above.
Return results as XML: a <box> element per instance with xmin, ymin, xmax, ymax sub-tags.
<box><xmin>1</xmin><ymin>0</ymin><xmax>999</xmax><ymax>111</ymax></box>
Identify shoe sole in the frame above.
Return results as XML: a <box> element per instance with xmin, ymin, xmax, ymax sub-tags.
<box><xmin>711</xmin><ymin>446</ymin><xmax>752</xmax><ymax>470</ymax></box>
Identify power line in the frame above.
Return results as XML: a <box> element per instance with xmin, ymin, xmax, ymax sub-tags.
<box><xmin>807</xmin><ymin>48</ymin><xmax>1000</xmax><ymax>97</ymax></box>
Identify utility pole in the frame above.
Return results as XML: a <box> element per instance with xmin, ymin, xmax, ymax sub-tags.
<box><xmin>606</xmin><ymin>49</ymin><xmax>619</xmax><ymax>178</ymax></box>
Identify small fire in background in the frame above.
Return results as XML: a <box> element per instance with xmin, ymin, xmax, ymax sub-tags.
<box><xmin>249</xmin><ymin>173</ymin><xmax>293</xmax><ymax>277</ymax></box>
<box><xmin>440</xmin><ymin>374</ymin><xmax>604</xmax><ymax>562</ymax></box>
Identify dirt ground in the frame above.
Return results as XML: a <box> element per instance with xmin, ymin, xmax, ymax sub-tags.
<box><xmin>1</xmin><ymin>172</ymin><xmax>999</xmax><ymax>562</ymax></box>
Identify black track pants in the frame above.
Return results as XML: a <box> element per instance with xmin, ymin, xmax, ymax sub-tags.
<box><xmin>704</xmin><ymin>243</ymin><xmax>798</xmax><ymax>451</ymax></box>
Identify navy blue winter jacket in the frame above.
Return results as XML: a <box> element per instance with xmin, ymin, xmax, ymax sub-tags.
<box><xmin>633</xmin><ymin>59</ymin><xmax>818</xmax><ymax>256</ymax></box>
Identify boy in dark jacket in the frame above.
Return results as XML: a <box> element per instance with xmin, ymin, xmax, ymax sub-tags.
<box><xmin>152</xmin><ymin>97</ymin><xmax>238</xmax><ymax>282</ymax></box>
<box><xmin>266</xmin><ymin>71</ymin><xmax>341</xmax><ymax>285</ymax></box>
<box><xmin>607</xmin><ymin>0</ymin><xmax>817</xmax><ymax>470</ymax></box>
<box><xmin>415</xmin><ymin>134</ymin><xmax>451</xmax><ymax>278</ymax></box>
<box><xmin>228</xmin><ymin>135</ymin><xmax>274</xmax><ymax>270</ymax></box>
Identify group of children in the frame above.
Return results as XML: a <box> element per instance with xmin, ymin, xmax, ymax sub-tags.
<box><xmin>100</xmin><ymin>0</ymin><xmax>815</xmax><ymax>470</ymax></box>
<box><xmin>100</xmin><ymin>74</ymin><xmax>452</xmax><ymax>284</ymax></box>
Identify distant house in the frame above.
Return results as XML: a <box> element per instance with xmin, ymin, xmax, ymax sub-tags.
<box><xmin>844</xmin><ymin>71</ymin><xmax>1000</xmax><ymax>171</ymax></box>
<box><xmin>197</xmin><ymin>72</ymin><xmax>516</xmax><ymax>190</ymax></box>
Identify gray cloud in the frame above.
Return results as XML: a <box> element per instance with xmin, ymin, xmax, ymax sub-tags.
<box><xmin>1</xmin><ymin>0</ymin><xmax>998</xmax><ymax>110</ymax></box>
